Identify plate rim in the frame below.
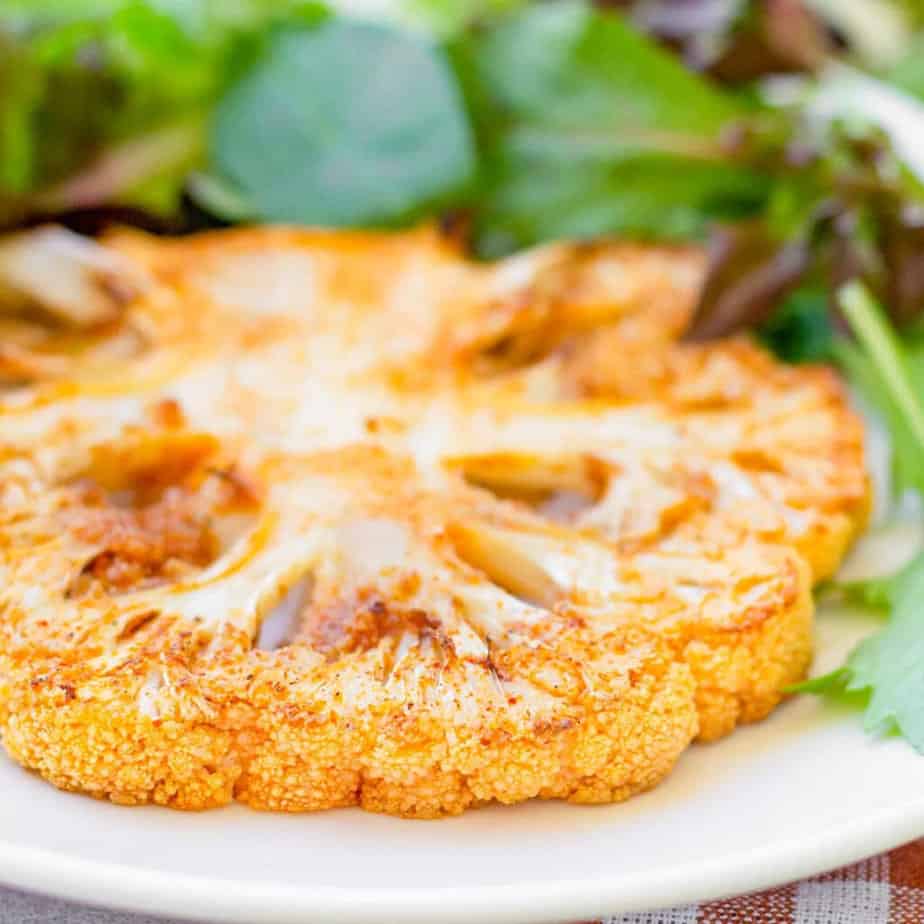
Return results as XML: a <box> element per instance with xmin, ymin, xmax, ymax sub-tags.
<box><xmin>2</xmin><ymin>799</ymin><xmax>924</xmax><ymax>923</ymax></box>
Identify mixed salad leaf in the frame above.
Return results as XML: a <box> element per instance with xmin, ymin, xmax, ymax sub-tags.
<box><xmin>208</xmin><ymin>19</ymin><xmax>476</xmax><ymax>227</ymax></box>
<box><xmin>837</xmin><ymin>282</ymin><xmax>924</xmax><ymax>498</ymax></box>
<box><xmin>4</xmin><ymin>0</ymin><xmax>924</xmax><ymax>750</ymax></box>
<box><xmin>451</xmin><ymin>1</ymin><xmax>772</xmax><ymax>256</ymax></box>
<box><xmin>789</xmin><ymin>282</ymin><xmax>924</xmax><ymax>751</ymax></box>
<box><xmin>0</xmin><ymin>0</ymin><xmax>327</xmax><ymax>222</ymax></box>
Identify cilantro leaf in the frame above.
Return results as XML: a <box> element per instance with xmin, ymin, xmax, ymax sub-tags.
<box><xmin>794</xmin><ymin>554</ymin><xmax>924</xmax><ymax>752</ymax></box>
<box><xmin>792</xmin><ymin>666</ymin><xmax>853</xmax><ymax>696</ymax></box>
<box><xmin>207</xmin><ymin>20</ymin><xmax>476</xmax><ymax>228</ymax></box>
<box><xmin>838</xmin><ymin>549</ymin><xmax>924</xmax><ymax>610</ymax></box>
<box><xmin>838</xmin><ymin>559</ymin><xmax>924</xmax><ymax>750</ymax></box>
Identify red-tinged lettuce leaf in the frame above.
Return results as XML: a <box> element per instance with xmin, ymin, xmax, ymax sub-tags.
<box><xmin>600</xmin><ymin>0</ymin><xmax>833</xmax><ymax>79</ymax></box>
<box><xmin>685</xmin><ymin>221</ymin><xmax>810</xmax><ymax>341</ymax></box>
<box><xmin>881</xmin><ymin>209</ymin><xmax>924</xmax><ymax>327</ymax></box>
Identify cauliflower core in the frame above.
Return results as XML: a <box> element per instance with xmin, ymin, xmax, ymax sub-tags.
<box><xmin>0</xmin><ymin>227</ymin><xmax>868</xmax><ymax>814</ymax></box>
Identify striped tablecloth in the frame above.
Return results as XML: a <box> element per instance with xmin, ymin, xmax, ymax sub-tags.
<box><xmin>3</xmin><ymin>839</ymin><xmax>923</xmax><ymax>923</ymax></box>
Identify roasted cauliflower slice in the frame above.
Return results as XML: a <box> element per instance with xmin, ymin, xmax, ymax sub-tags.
<box><xmin>0</xmin><ymin>224</ymin><xmax>870</xmax><ymax>815</ymax></box>
<box><xmin>0</xmin><ymin>438</ymin><xmax>696</xmax><ymax>815</ymax></box>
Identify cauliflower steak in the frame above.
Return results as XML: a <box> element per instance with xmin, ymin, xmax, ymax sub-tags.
<box><xmin>0</xmin><ymin>226</ymin><xmax>868</xmax><ymax>814</ymax></box>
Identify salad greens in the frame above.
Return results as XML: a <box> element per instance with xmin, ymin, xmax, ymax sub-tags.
<box><xmin>758</xmin><ymin>288</ymin><xmax>833</xmax><ymax>364</ymax></box>
<box><xmin>796</xmin><ymin>555</ymin><xmax>924</xmax><ymax>751</ymax></box>
<box><xmin>208</xmin><ymin>20</ymin><xmax>476</xmax><ymax>227</ymax></box>
<box><xmin>4</xmin><ymin>0</ymin><xmax>924</xmax><ymax>749</ymax></box>
<box><xmin>838</xmin><ymin>283</ymin><xmax>924</xmax><ymax>498</ymax></box>
<box><xmin>790</xmin><ymin>283</ymin><xmax>924</xmax><ymax>751</ymax></box>
<box><xmin>839</xmin><ymin>546</ymin><xmax>924</xmax><ymax>611</ymax></box>
<box><xmin>0</xmin><ymin>0</ymin><xmax>326</xmax><ymax>220</ymax></box>
<box><xmin>452</xmin><ymin>1</ymin><xmax>771</xmax><ymax>256</ymax></box>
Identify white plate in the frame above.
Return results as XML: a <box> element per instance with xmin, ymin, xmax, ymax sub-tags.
<box><xmin>2</xmin><ymin>519</ymin><xmax>923</xmax><ymax>924</ymax></box>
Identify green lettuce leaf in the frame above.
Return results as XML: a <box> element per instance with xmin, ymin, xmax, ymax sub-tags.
<box><xmin>0</xmin><ymin>0</ymin><xmax>327</xmax><ymax>221</ymax></box>
<box><xmin>207</xmin><ymin>20</ymin><xmax>476</xmax><ymax>227</ymax></box>
<box><xmin>453</xmin><ymin>0</ymin><xmax>772</xmax><ymax>256</ymax></box>
<box><xmin>889</xmin><ymin>34</ymin><xmax>924</xmax><ymax>99</ymax></box>
<box><xmin>404</xmin><ymin>0</ymin><xmax>529</xmax><ymax>36</ymax></box>
<box><xmin>759</xmin><ymin>288</ymin><xmax>834</xmax><ymax>364</ymax></box>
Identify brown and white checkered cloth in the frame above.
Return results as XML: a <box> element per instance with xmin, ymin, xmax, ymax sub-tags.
<box><xmin>3</xmin><ymin>840</ymin><xmax>924</xmax><ymax>923</ymax></box>
<box><xmin>603</xmin><ymin>839</ymin><xmax>924</xmax><ymax>924</ymax></box>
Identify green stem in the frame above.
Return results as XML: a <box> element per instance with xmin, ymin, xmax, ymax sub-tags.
<box><xmin>33</xmin><ymin>117</ymin><xmax>206</xmax><ymax>213</ymax></box>
<box><xmin>839</xmin><ymin>280</ymin><xmax>924</xmax><ymax>457</ymax></box>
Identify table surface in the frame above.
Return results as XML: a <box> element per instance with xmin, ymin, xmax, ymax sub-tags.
<box><xmin>1</xmin><ymin>886</ymin><xmax>177</xmax><ymax>923</ymax></box>
<box><xmin>4</xmin><ymin>839</ymin><xmax>924</xmax><ymax>924</ymax></box>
